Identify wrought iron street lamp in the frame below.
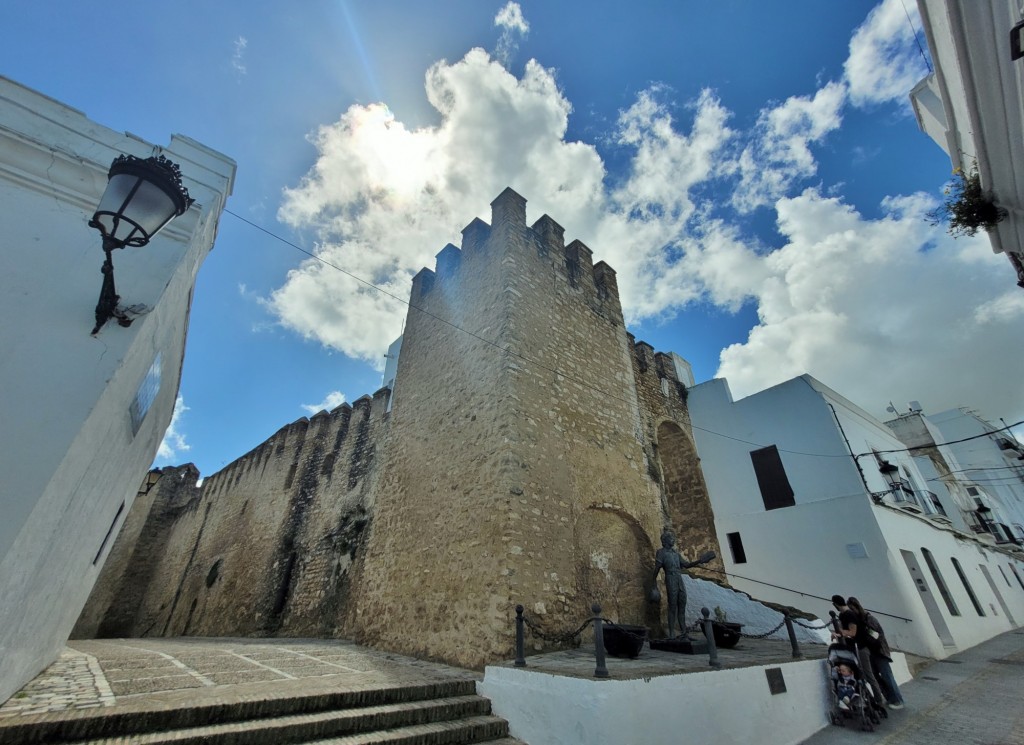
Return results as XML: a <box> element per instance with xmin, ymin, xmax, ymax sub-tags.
<box><xmin>88</xmin><ymin>154</ymin><xmax>194</xmax><ymax>334</ymax></box>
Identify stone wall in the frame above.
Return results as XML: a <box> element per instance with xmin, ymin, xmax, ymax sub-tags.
<box><xmin>75</xmin><ymin>390</ymin><xmax>391</xmax><ymax>640</ymax></box>
<box><xmin>78</xmin><ymin>188</ymin><xmax>722</xmax><ymax>667</ymax></box>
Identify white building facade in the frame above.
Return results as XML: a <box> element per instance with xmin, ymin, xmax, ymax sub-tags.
<box><xmin>686</xmin><ymin>374</ymin><xmax>1024</xmax><ymax>659</ymax></box>
<box><xmin>910</xmin><ymin>0</ymin><xmax>1024</xmax><ymax>284</ymax></box>
<box><xmin>0</xmin><ymin>77</ymin><xmax>235</xmax><ymax>704</ymax></box>
<box><xmin>918</xmin><ymin>408</ymin><xmax>1024</xmax><ymax>542</ymax></box>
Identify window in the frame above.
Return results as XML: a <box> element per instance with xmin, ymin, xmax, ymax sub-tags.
<box><xmin>1011</xmin><ymin>565</ymin><xmax>1024</xmax><ymax>592</ymax></box>
<box><xmin>950</xmin><ymin>558</ymin><xmax>984</xmax><ymax>616</ymax></box>
<box><xmin>129</xmin><ymin>353</ymin><xmax>162</xmax><ymax>434</ymax></box>
<box><xmin>727</xmin><ymin>532</ymin><xmax>747</xmax><ymax>564</ymax></box>
<box><xmin>922</xmin><ymin>548</ymin><xmax>959</xmax><ymax>616</ymax></box>
<box><xmin>750</xmin><ymin>445</ymin><xmax>795</xmax><ymax>510</ymax></box>
<box><xmin>999</xmin><ymin>565</ymin><xmax>1011</xmax><ymax>587</ymax></box>
<box><xmin>967</xmin><ymin>486</ymin><xmax>979</xmax><ymax>497</ymax></box>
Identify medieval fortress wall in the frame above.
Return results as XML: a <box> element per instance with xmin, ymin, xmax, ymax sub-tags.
<box><xmin>77</xmin><ymin>188</ymin><xmax>721</xmax><ymax>668</ymax></box>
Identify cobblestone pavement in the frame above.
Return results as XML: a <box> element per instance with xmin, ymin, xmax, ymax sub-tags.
<box><xmin>800</xmin><ymin>630</ymin><xmax>1024</xmax><ymax>745</ymax></box>
<box><xmin>0</xmin><ymin>638</ymin><xmax>479</xmax><ymax>718</ymax></box>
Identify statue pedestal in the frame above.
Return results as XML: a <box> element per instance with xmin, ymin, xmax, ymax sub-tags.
<box><xmin>649</xmin><ymin>637</ymin><xmax>708</xmax><ymax>655</ymax></box>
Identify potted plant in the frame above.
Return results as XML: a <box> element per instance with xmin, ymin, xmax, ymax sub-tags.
<box><xmin>711</xmin><ymin>606</ymin><xmax>743</xmax><ymax>649</ymax></box>
<box><xmin>927</xmin><ymin>166</ymin><xmax>1007</xmax><ymax>238</ymax></box>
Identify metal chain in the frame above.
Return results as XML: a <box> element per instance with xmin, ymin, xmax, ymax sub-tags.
<box><xmin>737</xmin><ymin>618</ymin><xmax>788</xmax><ymax>639</ymax></box>
<box><xmin>599</xmin><ymin>619</ymin><xmax>648</xmax><ymax>640</ymax></box>
<box><xmin>522</xmin><ymin>614</ymin><xmax>593</xmax><ymax>644</ymax></box>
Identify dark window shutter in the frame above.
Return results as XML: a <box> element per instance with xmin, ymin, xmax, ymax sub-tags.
<box><xmin>750</xmin><ymin>445</ymin><xmax>795</xmax><ymax>510</ymax></box>
<box><xmin>727</xmin><ymin>532</ymin><xmax>747</xmax><ymax>563</ymax></box>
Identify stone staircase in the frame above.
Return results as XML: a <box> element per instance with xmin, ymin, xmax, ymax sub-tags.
<box><xmin>0</xmin><ymin>679</ymin><xmax>522</xmax><ymax>745</ymax></box>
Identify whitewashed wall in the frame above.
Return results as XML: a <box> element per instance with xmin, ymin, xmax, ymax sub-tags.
<box><xmin>686</xmin><ymin>374</ymin><xmax>1024</xmax><ymax>660</ymax></box>
<box><xmin>0</xmin><ymin>77</ymin><xmax>234</xmax><ymax>704</ymax></box>
<box><xmin>874</xmin><ymin>507</ymin><xmax>1024</xmax><ymax>654</ymax></box>
<box><xmin>481</xmin><ymin>654</ymin><xmax>911</xmax><ymax>745</ymax></box>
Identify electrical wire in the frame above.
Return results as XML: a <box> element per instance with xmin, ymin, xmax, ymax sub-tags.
<box><xmin>899</xmin><ymin>0</ymin><xmax>933</xmax><ymax>73</ymax></box>
<box><xmin>224</xmin><ymin>209</ymin><xmax>1021</xmax><ymax>467</ymax></box>
<box><xmin>856</xmin><ymin>421</ymin><xmax>1024</xmax><ymax>459</ymax></box>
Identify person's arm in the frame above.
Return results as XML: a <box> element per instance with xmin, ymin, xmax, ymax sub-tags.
<box><xmin>652</xmin><ymin>552</ymin><xmax>664</xmax><ymax>581</ymax></box>
<box><xmin>842</xmin><ymin>621</ymin><xmax>858</xmax><ymax>639</ymax></box>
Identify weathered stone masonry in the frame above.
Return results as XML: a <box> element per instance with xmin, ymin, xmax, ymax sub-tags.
<box><xmin>77</xmin><ymin>188</ymin><xmax>721</xmax><ymax>668</ymax></box>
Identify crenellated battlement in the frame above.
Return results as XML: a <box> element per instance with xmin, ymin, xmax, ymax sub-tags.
<box><xmin>413</xmin><ymin>188</ymin><xmax>622</xmax><ymax>313</ymax></box>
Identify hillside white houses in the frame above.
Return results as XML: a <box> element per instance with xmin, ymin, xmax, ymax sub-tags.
<box><xmin>0</xmin><ymin>77</ymin><xmax>235</xmax><ymax>704</ymax></box>
<box><xmin>686</xmin><ymin>374</ymin><xmax>1024</xmax><ymax>659</ymax></box>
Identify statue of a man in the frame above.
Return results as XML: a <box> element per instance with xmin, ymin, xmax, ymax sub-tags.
<box><xmin>652</xmin><ymin>531</ymin><xmax>703</xmax><ymax>638</ymax></box>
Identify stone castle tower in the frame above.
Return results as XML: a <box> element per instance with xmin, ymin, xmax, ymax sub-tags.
<box><xmin>75</xmin><ymin>188</ymin><xmax>721</xmax><ymax>668</ymax></box>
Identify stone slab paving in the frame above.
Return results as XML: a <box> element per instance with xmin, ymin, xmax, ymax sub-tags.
<box><xmin>800</xmin><ymin>629</ymin><xmax>1024</xmax><ymax>745</ymax></box>
<box><xmin>0</xmin><ymin>638</ymin><xmax>479</xmax><ymax>719</ymax></box>
<box><xmin>0</xmin><ymin>634</ymin><xmax>826</xmax><ymax>719</ymax></box>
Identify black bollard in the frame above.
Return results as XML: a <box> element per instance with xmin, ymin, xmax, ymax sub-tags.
<box><xmin>592</xmin><ymin>603</ymin><xmax>609</xmax><ymax>678</ymax></box>
<box><xmin>701</xmin><ymin>607</ymin><xmax>721</xmax><ymax>668</ymax></box>
<box><xmin>784</xmin><ymin>614</ymin><xmax>802</xmax><ymax>658</ymax></box>
<box><xmin>515</xmin><ymin>605</ymin><xmax>526</xmax><ymax>667</ymax></box>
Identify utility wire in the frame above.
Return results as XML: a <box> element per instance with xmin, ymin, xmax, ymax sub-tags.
<box><xmin>696</xmin><ymin>565</ymin><xmax>913</xmax><ymax>623</ymax></box>
<box><xmin>899</xmin><ymin>0</ymin><xmax>933</xmax><ymax>73</ymax></box>
<box><xmin>856</xmin><ymin>420</ymin><xmax>1024</xmax><ymax>459</ymax></box>
<box><xmin>226</xmin><ymin>209</ymin><xmax>854</xmax><ymax>459</ymax></box>
<box><xmin>224</xmin><ymin>209</ymin><xmax>1019</xmax><ymax>466</ymax></box>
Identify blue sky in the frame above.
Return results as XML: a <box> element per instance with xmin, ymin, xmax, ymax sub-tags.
<box><xmin>3</xmin><ymin>1</ymin><xmax>1021</xmax><ymax>476</ymax></box>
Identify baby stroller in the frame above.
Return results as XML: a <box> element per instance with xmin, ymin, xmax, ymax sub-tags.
<box><xmin>826</xmin><ymin>643</ymin><xmax>886</xmax><ymax>731</ymax></box>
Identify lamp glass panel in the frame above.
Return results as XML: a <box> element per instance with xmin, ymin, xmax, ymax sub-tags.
<box><xmin>127</xmin><ymin>179</ymin><xmax>178</xmax><ymax>238</ymax></box>
<box><xmin>93</xmin><ymin>172</ymin><xmax>140</xmax><ymax>238</ymax></box>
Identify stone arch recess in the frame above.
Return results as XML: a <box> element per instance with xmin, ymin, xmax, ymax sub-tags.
<box><xmin>655</xmin><ymin>420</ymin><xmax>724</xmax><ymax>579</ymax></box>
<box><xmin>574</xmin><ymin>505</ymin><xmax>660</xmax><ymax>631</ymax></box>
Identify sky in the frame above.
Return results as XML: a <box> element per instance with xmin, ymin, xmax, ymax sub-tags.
<box><xmin>3</xmin><ymin>1</ymin><xmax>1022</xmax><ymax>476</ymax></box>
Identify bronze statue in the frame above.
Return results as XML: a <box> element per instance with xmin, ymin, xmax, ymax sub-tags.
<box><xmin>652</xmin><ymin>531</ymin><xmax>714</xmax><ymax>638</ymax></box>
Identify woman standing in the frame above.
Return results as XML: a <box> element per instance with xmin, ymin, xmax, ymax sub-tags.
<box><xmin>836</xmin><ymin>596</ymin><xmax>887</xmax><ymax>709</ymax></box>
<box><xmin>846</xmin><ymin>597</ymin><xmax>905</xmax><ymax>709</ymax></box>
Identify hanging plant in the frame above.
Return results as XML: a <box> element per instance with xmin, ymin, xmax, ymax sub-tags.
<box><xmin>928</xmin><ymin>166</ymin><xmax>1007</xmax><ymax>238</ymax></box>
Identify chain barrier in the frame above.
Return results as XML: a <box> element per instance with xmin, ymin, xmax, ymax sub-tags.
<box><xmin>737</xmin><ymin>618</ymin><xmax>788</xmax><ymax>639</ymax></box>
<box><xmin>599</xmin><ymin>619</ymin><xmax>648</xmax><ymax>641</ymax></box>
<box><xmin>792</xmin><ymin>618</ymin><xmax>832</xmax><ymax>631</ymax></box>
<box><xmin>521</xmin><ymin>613</ymin><xmax>592</xmax><ymax>645</ymax></box>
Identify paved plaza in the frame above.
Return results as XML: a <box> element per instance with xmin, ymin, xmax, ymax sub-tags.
<box><xmin>0</xmin><ymin>638</ymin><xmax>479</xmax><ymax>719</ymax></box>
<box><xmin>800</xmin><ymin>629</ymin><xmax>1024</xmax><ymax>745</ymax></box>
<box><xmin>3</xmin><ymin>631</ymin><xmax>1022</xmax><ymax>745</ymax></box>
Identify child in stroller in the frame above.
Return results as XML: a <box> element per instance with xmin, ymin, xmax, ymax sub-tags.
<box><xmin>827</xmin><ymin>644</ymin><xmax>885</xmax><ymax>731</ymax></box>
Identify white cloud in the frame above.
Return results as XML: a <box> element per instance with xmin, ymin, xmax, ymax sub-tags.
<box><xmin>157</xmin><ymin>395</ymin><xmax>190</xmax><ymax>461</ymax></box>
<box><xmin>269</xmin><ymin>2</ymin><xmax>1022</xmax><ymax>431</ymax></box>
<box><xmin>844</xmin><ymin>0</ymin><xmax>929</xmax><ymax>107</ymax></box>
<box><xmin>712</xmin><ymin>189</ymin><xmax>1021</xmax><ymax>423</ymax></box>
<box><xmin>231</xmin><ymin>36</ymin><xmax>248</xmax><ymax>75</ymax></box>
<box><xmin>302</xmin><ymin>390</ymin><xmax>348</xmax><ymax>414</ymax></box>
<box><xmin>731</xmin><ymin>81</ymin><xmax>846</xmax><ymax>213</ymax></box>
<box><xmin>494</xmin><ymin>2</ymin><xmax>529</xmax><ymax>65</ymax></box>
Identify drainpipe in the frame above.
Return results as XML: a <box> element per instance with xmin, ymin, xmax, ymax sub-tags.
<box><xmin>827</xmin><ymin>402</ymin><xmax>871</xmax><ymax>493</ymax></box>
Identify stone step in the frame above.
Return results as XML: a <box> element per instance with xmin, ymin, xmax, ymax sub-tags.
<box><xmin>297</xmin><ymin>715</ymin><xmax>511</xmax><ymax>744</ymax></box>
<box><xmin>59</xmin><ymin>697</ymin><xmax>499</xmax><ymax>745</ymax></box>
<box><xmin>0</xmin><ymin>680</ymin><xmax>480</xmax><ymax>744</ymax></box>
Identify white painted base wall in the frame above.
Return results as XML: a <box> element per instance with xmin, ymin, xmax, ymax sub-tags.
<box><xmin>481</xmin><ymin>653</ymin><xmax>911</xmax><ymax>745</ymax></box>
